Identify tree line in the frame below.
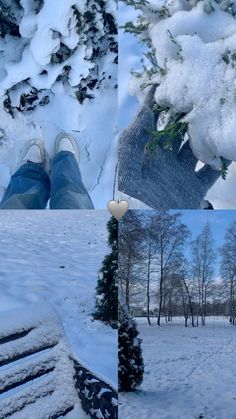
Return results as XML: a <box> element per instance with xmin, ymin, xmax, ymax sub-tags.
<box><xmin>119</xmin><ymin>211</ymin><xmax>236</xmax><ymax>326</ymax></box>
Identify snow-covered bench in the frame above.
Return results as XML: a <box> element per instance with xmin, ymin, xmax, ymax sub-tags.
<box><xmin>0</xmin><ymin>304</ymin><xmax>117</xmax><ymax>419</ymax></box>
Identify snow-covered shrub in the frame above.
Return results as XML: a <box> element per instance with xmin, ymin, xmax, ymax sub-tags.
<box><xmin>118</xmin><ymin>301</ymin><xmax>144</xmax><ymax>391</ymax></box>
<box><xmin>0</xmin><ymin>0</ymin><xmax>117</xmax><ymax>203</ymax></box>
<box><xmin>94</xmin><ymin>216</ymin><xmax>118</xmax><ymax>325</ymax></box>
<box><xmin>122</xmin><ymin>0</ymin><xmax>236</xmax><ymax>170</ymax></box>
<box><xmin>0</xmin><ymin>0</ymin><xmax>117</xmax><ymax>115</ymax></box>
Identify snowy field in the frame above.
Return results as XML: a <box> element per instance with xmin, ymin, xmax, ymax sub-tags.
<box><xmin>119</xmin><ymin>317</ymin><xmax>236</xmax><ymax>419</ymax></box>
<box><xmin>0</xmin><ymin>1</ymin><xmax>118</xmax><ymax>208</ymax></box>
<box><xmin>0</xmin><ymin>210</ymin><xmax>117</xmax><ymax>387</ymax></box>
<box><xmin>119</xmin><ymin>3</ymin><xmax>236</xmax><ymax>209</ymax></box>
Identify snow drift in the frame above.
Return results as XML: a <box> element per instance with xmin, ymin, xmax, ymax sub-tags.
<box><xmin>127</xmin><ymin>0</ymin><xmax>236</xmax><ymax>169</ymax></box>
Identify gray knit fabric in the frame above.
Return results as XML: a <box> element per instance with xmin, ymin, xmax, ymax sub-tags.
<box><xmin>118</xmin><ymin>87</ymin><xmax>221</xmax><ymax>209</ymax></box>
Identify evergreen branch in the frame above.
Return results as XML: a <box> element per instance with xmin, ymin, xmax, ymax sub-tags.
<box><xmin>140</xmin><ymin>81</ymin><xmax>155</xmax><ymax>90</ymax></box>
<box><xmin>120</xmin><ymin>0</ymin><xmax>148</xmax><ymax>8</ymax></box>
<box><xmin>146</xmin><ymin>114</ymin><xmax>188</xmax><ymax>152</ymax></box>
<box><xmin>121</xmin><ymin>21</ymin><xmax>148</xmax><ymax>35</ymax></box>
<box><xmin>220</xmin><ymin>157</ymin><xmax>229</xmax><ymax>180</ymax></box>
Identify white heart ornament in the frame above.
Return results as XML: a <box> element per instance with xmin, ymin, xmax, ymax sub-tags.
<box><xmin>107</xmin><ymin>200</ymin><xmax>129</xmax><ymax>221</ymax></box>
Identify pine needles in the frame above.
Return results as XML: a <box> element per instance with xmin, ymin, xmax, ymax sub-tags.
<box><xmin>147</xmin><ymin>112</ymin><xmax>188</xmax><ymax>152</ymax></box>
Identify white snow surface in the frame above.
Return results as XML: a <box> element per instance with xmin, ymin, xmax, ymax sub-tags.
<box><xmin>0</xmin><ymin>210</ymin><xmax>117</xmax><ymax>387</ymax></box>
<box><xmin>119</xmin><ymin>1</ymin><xmax>236</xmax><ymax>209</ymax></box>
<box><xmin>0</xmin><ymin>0</ymin><xmax>118</xmax><ymax>208</ymax></box>
<box><xmin>119</xmin><ymin>317</ymin><xmax>236</xmax><ymax>419</ymax></box>
<box><xmin>127</xmin><ymin>0</ymin><xmax>236</xmax><ymax>167</ymax></box>
<box><xmin>148</xmin><ymin>1</ymin><xmax>236</xmax><ymax>168</ymax></box>
<box><xmin>0</xmin><ymin>303</ymin><xmax>88</xmax><ymax>418</ymax></box>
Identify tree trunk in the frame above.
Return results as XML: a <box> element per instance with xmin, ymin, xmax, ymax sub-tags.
<box><xmin>201</xmin><ymin>280</ymin><xmax>204</xmax><ymax>326</ymax></box>
<box><xmin>168</xmin><ymin>295</ymin><xmax>172</xmax><ymax>322</ymax></box>
<box><xmin>125</xmin><ymin>263</ymin><xmax>130</xmax><ymax>310</ymax></box>
<box><xmin>147</xmin><ymin>252</ymin><xmax>151</xmax><ymax>326</ymax></box>
<box><xmin>189</xmin><ymin>298</ymin><xmax>195</xmax><ymax>327</ymax></box>
<box><xmin>157</xmin><ymin>237</ymin><xmax>164</xmax><ymax>326</ymax></box>
<box><xmin>157</xmin><ymin>269</ymin><xmax>163</xmax><ymax>326</ymax></box>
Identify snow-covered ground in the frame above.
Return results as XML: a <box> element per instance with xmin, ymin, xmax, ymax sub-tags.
<box><xmin>119</xmin><ymin>317</ymin><xmax>236</xmax><ymax>419</ymax></box>
<box><xmin>119</xmin><ymin>3</ymin><xmax>236</xmax><ymax>209</ymax></box>
<box><xmin>0</xmin><ymin>1</ymin><xmax>118</xmax><ymax>209</ymax></box>
<box><xmin>0</xmin><ymin>210</ymin><xmax>117</xmax><ymax>387</ymax></box>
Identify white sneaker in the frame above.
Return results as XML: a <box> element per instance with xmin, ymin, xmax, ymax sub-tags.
<box><xmin>55</xmin><ymin>132</ymin><xmax>80</xmax><ymax>164</ymax></box>
<box><xmin>18</xmin><ymin>140</ymin><xmax>45</xmax><ymax>168</ymax></box>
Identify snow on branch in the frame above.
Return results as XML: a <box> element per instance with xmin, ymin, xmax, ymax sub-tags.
<box><xmin>123</xmin><ymin>0</ymin><xmax>236</xmax><ymax>171</ymax></box>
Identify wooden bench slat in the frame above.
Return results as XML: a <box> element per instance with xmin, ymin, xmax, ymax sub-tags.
<box><xmin>0</xmin><ymin>351</ymin><xmax>57</xmax><ymax>393</ymax></box>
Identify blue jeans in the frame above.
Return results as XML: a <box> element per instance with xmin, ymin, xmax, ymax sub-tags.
<box><xmin>0</xmin><ymin>151</ymin><xmax>94</xmax><ymax>209</ymax></box>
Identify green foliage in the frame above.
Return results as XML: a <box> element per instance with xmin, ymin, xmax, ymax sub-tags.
<box><xmin>93</xmin><ymin>217</ymin><xmax>118</xmax><ymax>325</ymax></box>
<box><xmin>72</xmin><ymin>5</ymin><xmax>83</xmax><ymax>34</ymax></box>
<box><xmin>75</xmin><ymin>87</ymin><xmax>94</xmax><ymax>104</ymax></box>
<box><xmin>153</xmin><ymin>103</ymin><xmax>169</xmax><ymax>113</ymax></box>
<box><xmin>0</xmin><ymin>1</ymin><xmax>21</xmax><ymax>37</ymax></box>
<box><xmin>147</xmin><ymin>112</ymin><xmax>188</xmax><ymax>152</ymax></box>
<box><xmin>121</xmin><ymin>0</ymin><xmax>148</xmax><ymax>8</ymax></box>
<box><xmin>3</xmin><ymin>0</ymin><xmax>117</xmax><ymax>115</ymax></box>
<box><xmin>157</xmin><ymin>5</ymin><xmax>170</xmax><ymax>18</ymax></box>
<box><xmin>136</xmin><ymin>53</ymin><xmax>164</xmax><ymax>91</ymax></box>
<box><xmin>220</xmin><ymin>157</ymin><xmax>228</xmax><ymax>180</ymax></box>
<box><xmin>204</xmin><ymin>1</ymin><xmax>215</xmax><ymax>14</ymax></box>
<box><xmin>122</xmin><ymin>21</ymin><xmax>148</xmax><ymax>35</ymax></box>
<box><xmin>118</xmin><ymin>307</ymin><xmax>144</xmax><ymax>391</ymax></box>
<box><xmin>144</xmin><ymin>49</ymin><xmax>158</xmax><ymax>67</ymax></box>
<box><xmin>103</xmin><ymin>10</ymin><xmax>117</xmax><ymax>35</ymax></box>
<box><xmin>140</xmin><ymin>80</ymin><xmax>156</xmax><ymax>90</ymax></box>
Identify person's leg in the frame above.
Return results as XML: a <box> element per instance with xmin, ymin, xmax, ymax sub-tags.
<box><xmin>50</xmin><ymin>134</ymin><xmax>94</xmax><ymax>209</ymax></box>
<box><xmin>0</xmin><ymin>141</ymin><xmax>50</xmax><ymax>209</ymax></box>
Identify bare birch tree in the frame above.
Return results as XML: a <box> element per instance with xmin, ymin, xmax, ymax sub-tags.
<box><xmin>149</xmin><ymin>212</ymin><xmax>189</xmax><ymax>326</ymax></box>
<box><xmin>191</xmin><ymin>223</ymin><xmax>215</xmax><ymax>326</ymax></box>
<box><xmin>220</xmin><ymin>221</ymin><xmax>236</xmax><ymax>324</ymax></box>
<box><xmin>177</xmin><ymin>265</ymin><xmax>196</xmax><ymax>327</ymax></box>
<box><xmin>119</xmin><ymin>211</ymin><xmax>144</xmax><ymax>310</ymax></box>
